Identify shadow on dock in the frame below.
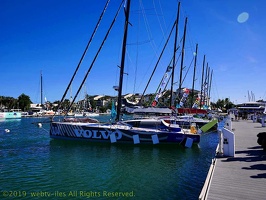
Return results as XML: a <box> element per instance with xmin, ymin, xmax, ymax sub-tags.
<box><xmin>242</xmin><ymin>164</ymin><xmax>266</xmax><ymax>178</ymax></box>
<box><xmin>220</xmin><ymin>146</ymin><xmax>266</xmax><ymax>179</ymax></box>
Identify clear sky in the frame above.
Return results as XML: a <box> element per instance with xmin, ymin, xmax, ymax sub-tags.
<box><xmin>1</xmin><ymin>0</ymin><xmax>266</xmax><ymax>105</ymax></box>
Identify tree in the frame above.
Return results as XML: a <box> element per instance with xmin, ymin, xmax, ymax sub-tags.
<box><xmin>0</xmin><ymin>96</ymin><xmax>17</xmax><ymax>110</ymax></box>
<box><xmin>212</xmin><ymin>98</ymin><xmax>234</xmax><ymax>112</ymax></box>
<box><xmin>89</xmin><ymin>97</ymin><xmax>96</xmax><ymax>110</ymax></box>
<box><xmin>62</xmin><ymin>99</ymin><xmax>71</xmax><ymax>110</ymax></box>
<box><xmin>18</xmin><ymin>93</ymin><xmax>32</xmax><ymax>111</ymax></box>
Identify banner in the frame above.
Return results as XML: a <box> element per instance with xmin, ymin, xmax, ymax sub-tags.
<box><xmin>178</xmin><ymin>88</ymin><xmax>190</xmax><ymax>108</ymax></box>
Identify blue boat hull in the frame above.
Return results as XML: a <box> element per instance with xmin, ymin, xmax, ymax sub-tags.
<box><xmin>50</xmin><ymin>122</ymin><xmax>200</xmax><ymax>145</ymax></box>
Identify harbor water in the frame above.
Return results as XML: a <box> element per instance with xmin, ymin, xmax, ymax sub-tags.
<box><xmin>0</xmin><ymin>116</ymin><xmax>218</xmax><ymax>199</ymax></box>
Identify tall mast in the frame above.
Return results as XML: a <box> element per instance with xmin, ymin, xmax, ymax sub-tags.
<box><xmin>208</xmin><ymin>69</ymin><xmax>213</xmax><ymax>106</ymax></box>
<box><xmin>178</xmin><ymin>17</ymin><xmax>188</xmax><ymax>104</ymax></box>
<box><xmin>200</xmin><ymin>55</ymin><xmax>205</xmax><ymax>109</ymax></box>
<box><xmin>40</xmin><ymin>71</ymin><xmax>43</xmax><ymax>105</ymax></box>
<box><xmin>206</xmin><ymin>64</ymin><xmax>210</xmax><ymax>106</ymax></box>
<box><xmin>190</xmin><ymin>43</ymin><xmax>198</xmax><ymax>108</ymax></box>
<box><xmin>116</xmin><ymin>0</ymin><xmax>131</xmax><ymax>121</ymax></box>
<box><xmin>203</xmin><ymin>63</ymin><xmax>209</xmax><ymax>106</ymax></box>
<box><xmin>170</xmin><ymin>2</ymin><xmax>180</xmax><ymax>108</ymax></box>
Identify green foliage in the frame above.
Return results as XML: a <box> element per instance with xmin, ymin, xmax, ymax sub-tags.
<box><xmin>18</xmin><ymin>93</ymin><xmax>32</xmax><ymax>111</ymax></box>
<box><xmin>0</xmin><ymin>94</ymin><xmax>32</xmax><ymax>111</ymax></box>
<box><xmin>62</xmin><ymin>99</ymin><xmax>71</xmax><ymax>110</ymax></box>
<box><xmin>0</xmin><ymin>96</ymin><xmax>16</xmax><ymax>109</ymax></box>
<box><xmin>211</xmin><ymin>98</ymin><xmax>235</xmax><ymax>111</ymax></box>
<box><xmin>89</xmin><ymin>98</ymin><xmax>96</xmax><ymax>109</ymax></box>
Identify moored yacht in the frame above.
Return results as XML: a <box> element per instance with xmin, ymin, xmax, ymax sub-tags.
<box><xmin>0</xmin><ymin>111</ymin><xmax>22</xmax><ymax>119</ymax></box>
<box><xmin>49</xmin><ymin>0</ymin><xmax>217</xmax><ymax>146</ymax></box>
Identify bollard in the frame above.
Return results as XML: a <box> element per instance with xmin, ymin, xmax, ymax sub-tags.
<box><xmin>224</xmin><ymin>116</ymin><xmax>232</xmax><ymax>131</ymax></box>
<box><xmin>217</xmin><ymin>129</ymin><xmax>223</xmax><ymax>156</ymax></box>
<box><xmin>222</xmin><ymin>128</ymin><xmax>235</xmax><ymax>157</ymax></box>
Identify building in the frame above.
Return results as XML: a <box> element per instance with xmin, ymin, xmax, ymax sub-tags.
<box><xmin>236</xmin><ymin>101</ymin><xmax>265</xmax><ymax>114</ymax></box>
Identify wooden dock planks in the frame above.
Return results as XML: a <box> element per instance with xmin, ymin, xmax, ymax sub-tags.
<box><xmin>202</xmin><ymin>120</ymin><xmax>266</xmax><ymax>200</ymax></box>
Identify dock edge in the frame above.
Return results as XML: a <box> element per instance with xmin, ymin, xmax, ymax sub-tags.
<box><xmin>198</xmin><ymin>145</ymin><xmax>219</xmax><ymax>200</ymax></box>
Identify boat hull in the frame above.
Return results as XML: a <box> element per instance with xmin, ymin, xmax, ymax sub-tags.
<box><xmin>0</xmin><ymin>112</ymin><xmax>22</xmax><ymax>119</ymax></box>
<box><xmin>50</xmin><ymin>122</ymin><xmax>200</xmax><ymax>145</ymax></box>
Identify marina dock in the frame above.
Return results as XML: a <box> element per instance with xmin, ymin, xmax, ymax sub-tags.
<box><xmin>199</xmin><ymin>120</ymin><xmax>266</xmax><ymax>200</ymax></box>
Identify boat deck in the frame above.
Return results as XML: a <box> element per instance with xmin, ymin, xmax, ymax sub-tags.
<box><xmin>200</xmin><ymin>120</ymin><xmax>266</xmax><ymax>200</ymax></box>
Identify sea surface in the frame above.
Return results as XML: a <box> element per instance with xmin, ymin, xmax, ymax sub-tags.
<box><xmin>0</xmin><ymin>116</ymin><xmax>219</xmax><ymax>200</ymax></box>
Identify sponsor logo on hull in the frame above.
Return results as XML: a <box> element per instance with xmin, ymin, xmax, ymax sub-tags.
<box><xmin>51</xmin><ymin>125</ymin><xmax>122</xmax><ymax>141</ymax></box>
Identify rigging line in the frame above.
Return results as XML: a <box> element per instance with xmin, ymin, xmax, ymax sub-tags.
<box><xmin>263</xmin><ymin>91</ymin><xmax>266</xmax><ymax>100</ymax></box>
<box><xmin>53</xmin><ymin>0</ymin><xmax>110</xmax><ymax>119</ymax></box>
<box><xmin>164</xmin><ymin>51</ymin><xmax>182</xmax><ymax>91</ymax></box>
<box><xmin>154</xmin><ymin>0</ymin><xmax>177</xmax><ymax>57</ymax></box>
<box><xmin>64</xmin><ymin>0</ymin><xmax>125</xmax><ymax>118</ymax></box>
<box><xmin>140</xmin><ymin>19</ymin><xmax>177</xmax><ymax>103</ymax></box>
<box><xmin>185</xmin><ymin>17</ymin><xmax>196</xmax><ymax>56</ymax></box>
<box><xmin>153</xmin><ymin>47</ymin><xmax>181</xmax><ymax>97</ymax></box>
<box><xmin>135</xmin><ymin>2</ymin><xmax>178</xmax><ymax>93</ymax></box>
<box><xmin>133</xmin><ymin>3</ymin><xmax>141</xmax><ymax>95</ymax></box>
<box><xmin>123</xmin><ymin>50</ymin><xmax>132</xmax><ymax>93</ymax></box>
<box><xmin>152</xmin><ymin>0</ymin><xmax>166</xmax><ymax>41</ymax></box>
<box><xmin>127</xmin><ymin>40</ymin><xmax>151</xmax><ymax>45</ymax></box>
<box><xmin>181</xmin><ymin>56</ymin><xmax>195</xmax><ymax>86</ymax></box>
<box><xmin>212</xmin><ymin>74</ymin><xmax>220</xmax><ymax>101</ymax></box>
<box><xmin>151</xmin><ymin>65</ymin><xmax>172</xmax><ymax>104</ymax></box>
<box><xmin>157</xmin><ymin>0</ymin><xmax>168</xmax><ymax>33</ymax></box>
<box><xmin>139</xmin><ymin>0</ymin><xmax>158</xmax><ymax>57</ymax></box>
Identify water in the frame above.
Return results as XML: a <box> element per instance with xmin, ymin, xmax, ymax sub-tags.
<box><xmin>0</xmin><ymin>116</ymin><xmax>218</xmax><ymax>199</ymax></box>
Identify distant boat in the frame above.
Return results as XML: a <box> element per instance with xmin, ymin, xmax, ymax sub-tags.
<box><xmin>0</xmin><ymin>111</ymin><xmax>22</xmax><ymax>119</ymax></box>
<box><xmin>74</xmin><ymin>112</ymin><xmax>99</xmax><ymax>117</ymax></box>
<box><xmin>124</xmin><ymin>107</ymin><xmax>214</xmax><ymax>132</ymax></box>
<box><xmin>84</xmin><ymin>112</ymin><xmax>99</xmax><ymax>117</ymax></box>
<box><xmin>21</xmin><ymin>112</ymin><xmax>29</xmax><ymax>117</ymax></box>
<box><xmin>43</xmin><ymin>110</ymin><xmax>56</xmax><ymax>116</ymax></box>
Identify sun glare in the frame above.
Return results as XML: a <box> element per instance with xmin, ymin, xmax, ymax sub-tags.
<box><xmin>237</xmin><ymin>12</ymin><xmax>249</xmax><ymax>23</ymax></box>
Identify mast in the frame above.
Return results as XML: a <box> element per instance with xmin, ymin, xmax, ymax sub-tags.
<box><xmin>208</xmin><ymin>69</ymin><xmax>213</xmax><ymax>106</ymax></box>
<box><xmin>203</xmin><ymin>63</ymin><xmax>209</xmax><ymax>106</ymax></box>
<box><xmin>199</xmin><ymin>55</ymin><xmax>206</xmax><ymax>109</ymax></box>
<box><xmin>116</xmin><ymin>0</ymin><xmax>131</xmax><ymax>121</ymax></box>
<box><xmin>40</xmin><ymin>71</ymin><xmax>43</xmax><ymax>106</ymax></box>
<box><xmin>190</xmin><ymin>43</ymin><xmax>198</xmax><ymax>108</ymax></box>
<box><xmin>206</xmin><ymin>64</ymin><xmax>210</xmax><ymax>106</ymax></box>
<box><xmin>178</xmin><ymin>17</ymin><xmax>188</xmax><ymax>104</ymax></box>
<box><xmin>140</xmin><ymin>20</ymin><xmax>177</xmax><ymax>104</ymax></box>
<box><xmin>170</xmin><ymin>2</ymin><xmax>180</xmax><ymax>108</ymax></box>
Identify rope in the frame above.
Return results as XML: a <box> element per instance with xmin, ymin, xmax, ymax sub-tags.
<box><xmin>64</xmin><ymin>0</ymin><xmax>124</xmax><ymax>119</ymax></box>
<box><xmin>53</xmin><ymin>0</ymin><xmax>111</xmax><ymax>120</ymax></box>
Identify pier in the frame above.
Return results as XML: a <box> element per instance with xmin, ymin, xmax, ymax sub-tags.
<box><xmin>199</xmin><ymin>120</ymin><xmax>266</xmax><ymax>200</ymax></box>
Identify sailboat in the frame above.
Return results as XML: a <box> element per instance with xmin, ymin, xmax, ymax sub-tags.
<box><xmin>50</xmin><ymin>0</ymin><xmax>209</xmax><ymax>145</ymax></box>
<box><xmin>123</xmin><ymin>3</ymin><xmax>214</xmax><ymax>131</ymax></box>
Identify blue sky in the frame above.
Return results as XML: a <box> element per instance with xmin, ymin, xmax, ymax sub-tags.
<box><xmin>1</xmin><ymin>0</ymin><xmax>266</xmax><ymax>105</ymax></box>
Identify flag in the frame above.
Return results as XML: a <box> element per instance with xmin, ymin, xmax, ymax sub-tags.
<box><xmin>111</xmin><ymin>101</ymin><xmax>117</xmax><ymax>120</ymax></box>
<box><xmin>152</xmin><ymin>101</ymin><xmax>157</xmax><ymax>107</ymax></box>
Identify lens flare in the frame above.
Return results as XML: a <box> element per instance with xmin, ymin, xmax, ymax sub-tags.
<box><xmin>237</xmin><ymin>12</ymin><xmax>249</xmax><ymax>23</ymax></box>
